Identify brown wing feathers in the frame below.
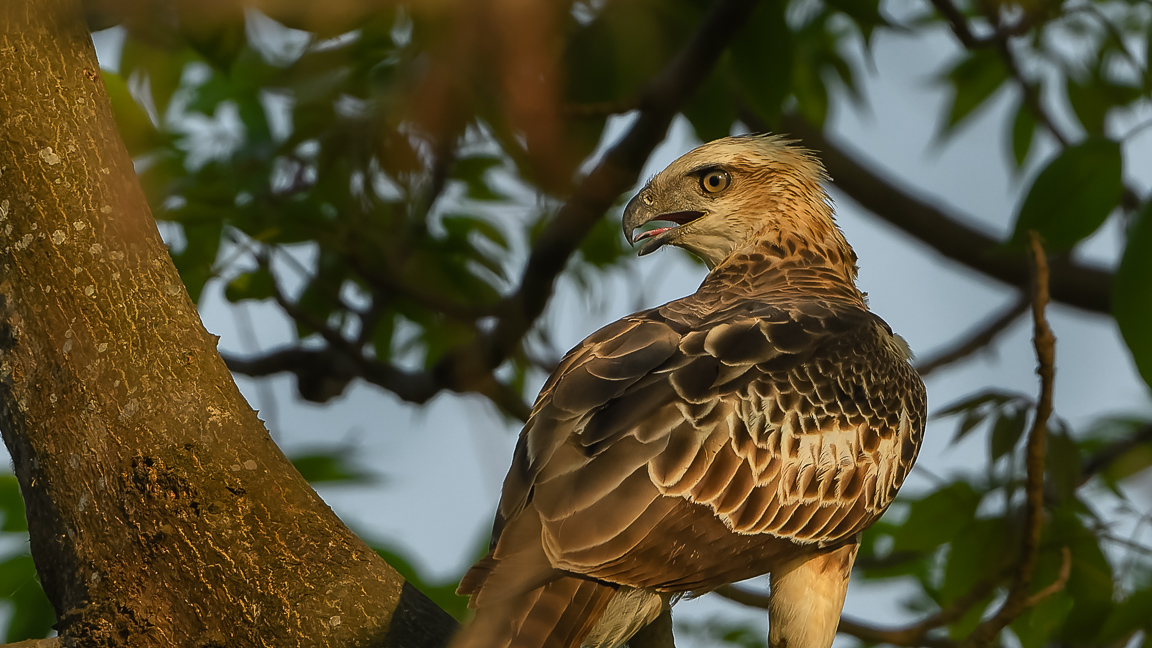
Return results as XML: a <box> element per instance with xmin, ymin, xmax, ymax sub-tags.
<box><xmin>452</xmin><ymin>135</ymin><xmax>927</xmax><ymax>648</ymax></box>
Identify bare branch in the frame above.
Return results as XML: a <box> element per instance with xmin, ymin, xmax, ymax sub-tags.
<box><xmin>768</xmin><ymin>113</ymin><xmax>1113</xmax><ymax>314</ymax></box>
<box><xmin>927</xmin><ymin>0</ymin><xmax>1032</xmax><ymax>48</ymax></box>
<box><xmin>929</xmin><ymin>0</ymin><xmax>992</xmax><ymax>48</ymax></box>
<box><xmin>964</xmin><ymin>230</ymin><xmax>1057</xmax><ymax>647</ymax></box>
<box><xmin>991</xmin><ymin>35</ymin><xmax>1069</xmax><ymax>147</ymax></box>
<box><xmin>477</xmin><ymin>0</ymin><xmax>760</xmax><ymax>364</ymax></box>
<box><xmin>715</xmin><ymin>585</ymin><xmax>963</xmax><ymax>648</ymax></box>
<box><xmin>1025</xmin><ymin>546</ymin><xmax>1071</xmax><ymax>607</ymax></box>
<box><xmin>1079</xmin><ymin>423</ymin><xmax>1152</xmax><ymax>485</ymax></box>
<box><xmin>424</xmin><ymin>0</ymin><xmax>759</xmax><ymax>401</ymax></box>
<box><xmin>916</xmin><ymin>296</ymin><xmax>1029</xmax><ymax>377</ymax></box>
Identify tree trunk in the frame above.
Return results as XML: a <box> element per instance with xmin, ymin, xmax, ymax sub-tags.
<box><xmin>0</xmin><ymin>1</ymin><xmax>455</xmax><ymax>645</ymax></box>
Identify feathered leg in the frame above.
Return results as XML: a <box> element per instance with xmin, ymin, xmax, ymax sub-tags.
<box><xmin>767</xmin><ymin>539</ymin><xmax>860</xmax><ymax>648</ymax></box>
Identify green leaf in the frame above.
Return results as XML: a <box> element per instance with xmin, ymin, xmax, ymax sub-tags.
<box><xmin>102</xmin><ymin>70</ymin><xmax>167</xmax><ymax>153</ymax></box>
<box><xmin>224</xmin><ymin>268</ymin><xmax>276</xmax><ymax>303</ymax></box>
<box><xmin>120</xmin><ymin>37</ymin><xmax>187</xmax><ymax>117</ymax></box>
<box><xmin>1066</xmin><ymin>73</ymin><xmax>1143</xmax><ymax>136</ymax></box>
<box><xmin>1011</xmin><ymin>99</ymin><xmax>1036</xmax><ymax>169</ymax></box>
<box><xmin>730</xmin><ymin>1</ymin><xmax>793</xmax><ymax>127</ymax></box>
<box><xmin>1046</xmin><ymin>429</ymin><xmax>1082</xmax><ymax>502</ymax></box>
<box><xmin>290</xmin><ymin>448</ymin><xmax>377</xmax><ymax>484</ymax></box>
<box><xmin>1010</xmin><ymin>137</ymin><xmax>1123</xmax><ymax>250</ymax></box>
<box><xmin>453</xmin><ymin>155</ymin><xmax>508</xmax><ymax>202</ymax></box>
<box><xmin>792</xmin><ymin>57</ymin><xmax>828</xmax><ymax>128</ymax></box>
<box><xmin>939</xmin><ymin>48</ymin><xmax>1008</xmax><ymax>135</ymax></box>
<box><xmin>373</xmin><ymin>544</ymin><xmax>471</xmax><ymax>620</ymax></box>
<box><xmin>0</xmin><ymin>473</ymin><xmax>26</xmax><ymax>532</ymax></box>
<box><xmin>990</xmin><ymin>407</ymin><xmax>1028</xmax><ymax>461</ymax></box>
<box><xmin>941</xmin><ymin>516</ymin><xmax>1011</xmax><ymax>606</ymax></box>
<box><xmin>1114</xmin><ymin>199</ymin><xmax>1152</xmax><ymax>391</ymax></box>
<box><xmin>682</xmin><ymin>63</ymin><xmax>737</xmax><ymax>143</ymax></box>
<box><xmin>1097</xmin><ymin>587</ymin><xmax>1152</xmax><ymax>644</ymax></box>
<box><xmin>1050</xmin><ymin>508</ymin><xmax>1114</xmax><ymax>642</ymax></box>
<box><xmin>892</xmin><ymin>481</ymin><xmax>982</xmax><ymax>553</ymax></box>
<box><xmin>0</xmin><ymin>554</ymin><xmax>54</xmax><ymax>642</ymax></box>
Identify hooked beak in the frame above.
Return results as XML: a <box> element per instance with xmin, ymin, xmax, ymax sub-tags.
<box><xmin>622</xmin><ymin>193</ymin><xmax>705</xmax><ymax>256</ymax></box>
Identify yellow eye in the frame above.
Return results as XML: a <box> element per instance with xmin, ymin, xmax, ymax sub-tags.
<box><xmin>700</xmin><ymin>169</ymin><xmax>730</xmax><ymax>193</ymax></box>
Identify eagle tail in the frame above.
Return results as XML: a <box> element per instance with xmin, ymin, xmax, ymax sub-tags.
<box><xmin>453</xmin><ymin>571</ymin><xmax>616</xmax><ymax>648</ymax></box>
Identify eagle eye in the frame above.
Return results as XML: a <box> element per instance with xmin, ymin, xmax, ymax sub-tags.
<box><xmin>700</xmin><ymin>169</ymin><xmax>731</xmax><ymax>194</ymax></box>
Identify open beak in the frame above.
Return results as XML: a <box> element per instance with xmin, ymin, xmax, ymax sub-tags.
<box><xmin>622</xmin><ymin>193</ymin><xmax>705</xmax><ymax>256</ymax></box>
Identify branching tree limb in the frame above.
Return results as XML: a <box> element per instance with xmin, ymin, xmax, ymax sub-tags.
<box><xmin>964</xmin><ymin>231</ymin><xmax>1058</xmax><ymax>647</ymax></box>
<box><xmin>1080</xmin><ymin>423</ymin><xmax>1152</xmax><ymax>485</ymax></box>
<box><xmin>226</xmin><ymin>0</ymin><xmax>761</xmax><ymax>421</ymax></box>
<box><xmin>716</xmin><ymin>584</ymin><xmax>965</xmax><ymax>648</ymax></box>
<box><xmin>768</xmin><ymin>113</ymin><xmax>1113</xmax><ymax>314</ymax></box>
<box><xmin>916</xmin><ymin>296</ymin><xmax>1029</xmax><ymax>377</ymax></box>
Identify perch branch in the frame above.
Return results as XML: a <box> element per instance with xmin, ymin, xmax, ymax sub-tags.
<box><xmin>766</xmin><ymin>112</ymin><xmax>1113</xmax><ymax>314</ymax></box>
<box><xmin>916</xmin><ymin>295</ymin><xmax>1029</xmax><ymax>377</ymax></box>
<box><xmin>964</xmin><ymin>231</ymin><xmax>1057</xmax><ymax>647</ymax></box>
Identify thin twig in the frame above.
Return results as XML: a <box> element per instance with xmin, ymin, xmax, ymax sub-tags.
<box><xmin>928</xmin><ymin>0</ymin><xmax>1031</xmax><ymax>48</ymax></box>
<box><xmin>1079</xmin><ymin>423</ymin><xmax>1152</xmax><ymax>485</ymax></box>
<box><xmin>929</xmin><ymin>0</ymin><xmax>989</xmax><ymax>48</ymax></box>
<box><xmin>225</xmin><ymin>0</ymin><xmax>760</xmax><ymax>419</ymax></box>
<box><xmin>964</xmin><ymin>231</ymin><xmax>1057</xmax><ymax>647</ymax></box>
<box><xmin>1024</xmin><ymin>546</ymin><xmax>1072</xmax><ymax>607</ymax></box>
<box><xmin>716</xmin><ymin>584</ymin><xmax>966</xmax><ymax>648</ymax></box>
<box><xmin>992</xmin><ymin>35</ymin><xmax>1069</xmax><ymax>147</ymax></box>
<box><xmin>916</xmin><ymin>295</ymin><xmax>1029</xmax><ymax>377</ymax></box>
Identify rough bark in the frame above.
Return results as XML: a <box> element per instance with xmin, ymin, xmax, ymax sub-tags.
<box><xmin>0</xmin><ymin>1</ymin><xmax>454</xmax><ymax>646</ymax></box>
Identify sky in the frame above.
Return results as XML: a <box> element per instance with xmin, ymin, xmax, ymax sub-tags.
<box><xmin>3</xmin><ymin>2</ymin><xmax>1152</xmax><ymax>644</ymax></box>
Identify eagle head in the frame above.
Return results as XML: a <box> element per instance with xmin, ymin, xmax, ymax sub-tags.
<box><xmin>622</xmin><ymin>134</ymin><xmax>840</xmax><ymax>269</ymax></box>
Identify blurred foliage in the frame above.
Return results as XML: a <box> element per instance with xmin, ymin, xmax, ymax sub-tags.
<box><xmin>5</xmin><ymin>0</ymin><xmax>1152</xmax><ymax>644</ymax></box>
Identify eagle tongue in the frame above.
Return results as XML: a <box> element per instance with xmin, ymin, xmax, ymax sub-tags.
<box><xmin>637</xmin><ymin>229</ymin><xmax>675</xmax><ymax>256</ymax></box>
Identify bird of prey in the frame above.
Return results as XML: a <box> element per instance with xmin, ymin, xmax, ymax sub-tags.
<box><xmin>453</xmin><ymin>134</ymin><xmax>927</xmax><ymax>648</ymax></box>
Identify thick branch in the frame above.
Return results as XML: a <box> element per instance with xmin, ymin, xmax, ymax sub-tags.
<box><xmin>459</xmin><ymin>0</ymin><xmax>759</xmax><ymax>371</ymax></box>
<box><xmin>964</xmin><ymin>231</ymin><xmax>1057</xmax><ymax>647</ymax></box>
<box><xmin>916</xmin><ymin>296</ymin><xmax>1028</xmax><ymax>377</ymax></box>
<box><xmin>770</xmin><ymin>113</ymin><xmax>1113</xmax><ymax>313</ymax></box>
<box><xmin>0</xmin><ymin>0</ymin><xmax>455</xmax><ymax>643</ymax></box>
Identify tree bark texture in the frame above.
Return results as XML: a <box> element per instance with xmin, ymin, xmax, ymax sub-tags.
<box><xmin>0</xmin><ymin>1</ymin><xmax>455</xmax><ymax>646</ymax></box>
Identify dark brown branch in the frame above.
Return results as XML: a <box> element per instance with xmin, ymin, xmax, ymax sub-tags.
<box><xmin>964</xmin><ymin>231</ymin><xmax>1057</xmax><ymax>647</ymax></box>
<box><xmin>233</xmin><ymin>0</ymin><xmax>758</xmax><ymax>422</ymax></box>
<box><xmin>428</xmin><ymin>0</ymin><xmax>759</xmax><ymax>397</ymax></box>
<box><xmin>916</xmin><ymin>296</ymin><xmax>1029</xmax><ymax>377</ymax></box>
<box><xmin>480</xmin><ymin>0</ymin><xmax>759</xmax><ymax>361</ymax></box>
<box><xmin>1079</xmin><ymin>423</ymin><xmax>1152</xmax><ymax>485</ymax></box>
<box><xmin>1025</xmin><ymin>546</ymin><xmax>1071</xmax><ymax>607</ymax></box>
<box><xmin>715</xmin><ymin>585</ymin><xmax>964</xmax><ymax>648</ymax></box>
<box><xmin>768</xmin><ymin>113</ymin><xmax>1113</xmax><ymax>313</ymax></box>
<box><xmin>927</xmin><ymin>0</ymin><xmax>1032</xmax><ymax>48</ymax></box>
<box><xmin>990</xmin><ymin>32</ymin><xmax>1069</xmax><ymax>147</ymax></box>
<box><xmin>929</xmin><ymin>0</ymin><xmax>991</xmax><ymax>48</ymax></box>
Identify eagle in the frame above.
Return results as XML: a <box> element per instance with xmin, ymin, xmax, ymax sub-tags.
<box><xmin>452</xmin><ymin>134</ymin><xmax>927</xmax><ymax>648</ymax></box>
